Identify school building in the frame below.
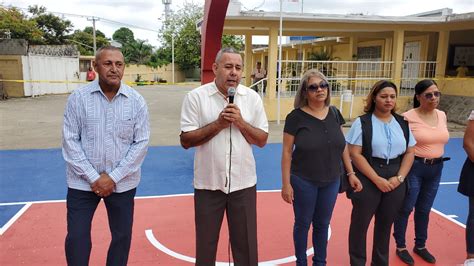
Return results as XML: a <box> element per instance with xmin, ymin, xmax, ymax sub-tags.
<box><xmin>212</xmin><ymin>2</ymin><xmax>474</xmax><ymax>121</ymax></box>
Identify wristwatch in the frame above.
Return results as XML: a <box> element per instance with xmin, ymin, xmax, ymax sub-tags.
<box><xmin>397</xmin><ymin>175</ymin><xmax>405</xmax><ymax>183</ymax></box>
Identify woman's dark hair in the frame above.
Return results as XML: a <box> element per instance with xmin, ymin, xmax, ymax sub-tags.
<box><xmin>413</xmin><ymin>79</ymin><xmax>437</xmax><ymax>108</ymax></box>
<box><xmin>364</xmin><ymin>80</ymin><xmax>398</xmax><ymax>113</ymax></box>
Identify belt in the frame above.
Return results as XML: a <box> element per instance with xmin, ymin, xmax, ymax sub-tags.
<box><xmin>415</xmin><ymin>156</ymin><xmax>450</xmax><ymax>165</ymax></box>
<box><xmin>371</xmin><ymin>156</ymin><xmax>402</xmax><ymax>165</ymax></box>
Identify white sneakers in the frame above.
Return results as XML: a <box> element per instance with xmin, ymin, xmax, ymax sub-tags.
<box><xmin>464</xmin><ymin>258</ymin><xmax>474</xmax><ymax>266</ymax></box>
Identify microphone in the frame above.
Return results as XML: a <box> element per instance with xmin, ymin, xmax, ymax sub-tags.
<box><xmin>227</xmin><ymin>87</ymin><xmax>236</xmax><ymax>104</ymax></box>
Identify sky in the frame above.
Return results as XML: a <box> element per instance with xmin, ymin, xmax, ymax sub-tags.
<box><xmin>2</xmin><ymin>0</ymin><xmax>474</xmax><ymax>48</ymax></box>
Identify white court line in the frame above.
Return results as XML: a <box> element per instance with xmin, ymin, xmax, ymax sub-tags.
<box><xmin>0</xmin><ymin>203</ymin><xmax>32</xmax><ymax>235</ymax></box>
<box><xmin>0</xmin><ymin>199</ymin><xmax>66</xmax><ymax>206</ymax></box>
<box><xmin>0</xmin><ymin>194</ymin><xmax>202</xmax><ymax>234</ymax></box>
<box><xmin>145</xmin><ymin>228</ymin><xmax>316</xmax><ymax>265</ymax></box>
<box><xmin>0</xmin><ymin>194</ymin><xmax>189</xmax><ymax>206</ymax></box>
<box><xmin>440</xmin><ymin>181</ymin><xmax>460</xmax><ymax>185</ymax></box>
<box><xmin>144</xmin><ymin>191</ymin><xmax>330</xmax><ymax>265</ymax></box>
<box><xmin>0</xmin><ymin>190</ymin><xmax>283</xmax><ymax>206</ymax></box>
<box><xmin>431</xmin><ymin>208</ymin><xmax>466</xmax><ymax>228</ymax></box>
<box><xmin>0</xmin><ymin>189</ymin><xmax>467</xmax><ymax>236</ymax></box>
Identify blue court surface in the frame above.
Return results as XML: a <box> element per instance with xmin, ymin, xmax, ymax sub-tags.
<box><xmin>0</xmin><ymin>138</ymin><xmax>469</xmax><ymax>228</ymax></box>
<box><xmin>0</xmin><ymin>138</ymin><xmax>469</xmax><ymax>265</ymax></box>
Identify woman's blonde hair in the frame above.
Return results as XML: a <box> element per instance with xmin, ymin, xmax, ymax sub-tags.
<box><xmin>294</xmin><ymin>69</ymin><xmax>330</xmax><ymax>109</ymax></box>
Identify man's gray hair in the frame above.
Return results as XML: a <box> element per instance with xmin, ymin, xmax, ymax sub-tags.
<box><xmin>215</xmin><ymin>47</ymin><xmax>241</xmax><ymax>64</ymax></box>
<box><xmin>95</xmin><ymin>46</ymin><xmax>123</xmax><ymax>61</ymax></box>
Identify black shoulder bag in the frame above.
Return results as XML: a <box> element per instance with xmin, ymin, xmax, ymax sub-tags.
<box><xmin>329</xmin><ymin>106</ymin><xmax>350</xmax><ymax>193</ymax></box>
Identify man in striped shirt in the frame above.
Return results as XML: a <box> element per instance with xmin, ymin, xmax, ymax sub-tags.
<box><xmin>62</xmin><ymin>46</ymin><xmax>150</xmax><ymax>266</ymax></box>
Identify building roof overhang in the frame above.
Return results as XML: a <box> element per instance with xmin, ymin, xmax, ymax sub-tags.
<box><xmin>223</xmin><ymin>9</ymin><xmax>474</xmax><ymax>35</ymax></box>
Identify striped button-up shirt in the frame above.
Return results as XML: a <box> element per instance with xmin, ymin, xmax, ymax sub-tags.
<box><xmin>62</xmin><ymin>80</ymin><xmax>150</xmax><ymax>193</ymax></box>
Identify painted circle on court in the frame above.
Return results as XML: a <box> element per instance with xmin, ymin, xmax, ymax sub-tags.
<box><xmin>138</xmin><ymin>191</ymin><xmax>326</xmax><ymax>264</ymax></box>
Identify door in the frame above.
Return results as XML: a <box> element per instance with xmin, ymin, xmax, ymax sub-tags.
<box><xmin>402</xmin><ymin>41</ymin><xmax>421</xmax><ymax>89</ymax></box>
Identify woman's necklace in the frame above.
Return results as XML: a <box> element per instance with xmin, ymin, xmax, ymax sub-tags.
<box><xmin>304</xmin><ymin>105</ymin><xmax>327</xmax><ymax>119</ymax></box>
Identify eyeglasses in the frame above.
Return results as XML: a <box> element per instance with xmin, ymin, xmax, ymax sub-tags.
<box><xmin>423</xmin><ymin>91</ymin><xmax>441</xmax><ymax>99</ymax></box>
<box><xmin>306</xmin><ymin>82</ymin><xmax>329</xmax><ymax>92</ymax></box>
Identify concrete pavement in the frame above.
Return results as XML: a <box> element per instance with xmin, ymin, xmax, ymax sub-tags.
<box><xmin>0</xmin><ymin>83</ymin><xmax>465</xmax><ymax>150</ymax></box>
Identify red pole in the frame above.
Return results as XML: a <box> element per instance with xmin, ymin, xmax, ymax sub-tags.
<box><xmin>200</xmin><ymin>0</ymin><xmax>230</xmax><ymax>84</ymax></box>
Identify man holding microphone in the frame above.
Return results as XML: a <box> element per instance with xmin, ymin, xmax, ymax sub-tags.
<box><xmin>180</xmin><ymin>47</ymin><xmax>268</xmax><ymax>265</ymax></box>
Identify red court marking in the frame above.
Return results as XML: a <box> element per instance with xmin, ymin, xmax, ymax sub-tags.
<box><xmin>0</xmin><ymin>192</ymin><xmax>466</xmax><ymax>265</ymax></box>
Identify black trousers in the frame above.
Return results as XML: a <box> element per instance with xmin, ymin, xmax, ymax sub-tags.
<box><xmin>348</xmin><ymin>159</ymin><xmax>407</xmax><ymax>266</ymax></box>
<box><xmin>65</xmin><ymin>188</ymin><xmax>136</xmax><ymax>266</ymax></box>
<box><xmin>194</xmin><ymin>185</ymin><xmax>258</xmax><ymax>266</ymax></box>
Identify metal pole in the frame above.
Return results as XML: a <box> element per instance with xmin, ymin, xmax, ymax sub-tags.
<box><xmin>172</xmin><ymin>34</ymin><xmax>175</xmax><ymax>84</ymax></box>
<box><xmin>87</xmin><ymin>17</ymin><xmax>99</xmax><ymax>54</ymax></box>
<box><xmin>27</xmin><ymin>56</ymin><xmax>35</xmax><ymax>97</ymax></box>
<box><xmin>301</xmin><ymin>0</ymin><xmax>304</xmax><ymax>13</ymax></box>
<box><xmin>92</xmin><ymin>18</ymin><xmax>96</xmax><ymax>54</ymax></box>
<box><xmin>277</xmin><ymin>0</ymin><xmax>283</xmax><ymax>125</ymax></box>
<box><xmin>162</xmin><ymin>0</ymin><xmax>174</xmax><ymax>84</ymax></box>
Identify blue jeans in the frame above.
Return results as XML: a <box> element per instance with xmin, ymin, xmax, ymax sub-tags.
<box><xmin>291</xmin><ymin>175</ymin><xmax>340</xmax><ymax>266</ymax></box>
<box><xmin>467</xmin><ymin>197</ymin><xmax>474</xmax><ymax>254</ymax></box>
<box><xmin>393</xmin><ymin>160</ymin><xmax>443</xmax><ymax>248</ymax></box>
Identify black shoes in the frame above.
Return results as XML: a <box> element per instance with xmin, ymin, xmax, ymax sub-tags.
<box><xmin>413</xmin><ymin>247</ymin><xmax>436</xmax><ymax>263</ymax></box>
<box><xmin>396</xmin><ymin>249</ymin><xmax>414</xmax><ymax>265</ymax></box>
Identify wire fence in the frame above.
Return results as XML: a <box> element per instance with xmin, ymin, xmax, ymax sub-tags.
<box><xmin>270</xmin><ymin>60</ymin><xmax>438</xmax><ymax>97</ymax></box>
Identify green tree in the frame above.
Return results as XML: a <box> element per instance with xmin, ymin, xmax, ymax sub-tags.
<box><xmin>111</xmin><ymin>27</ymin><xmax>155</xmax><ymax>65</ymax></box>
<box><xmin>68</xmin><ymin>27</ymin><xmax>109</xmax><ymax>56</ymax></box>
<box><xmin>69</xmin><ymin>30</ymin><xmax>93</xmax><ymax>55</ymax></box>
<box><xmin>28</xmin><ymin>5</ymin><xmax>73</xmax><ymax>44</ymax></box>
<box><xmin>112</xmin><ymin>27</ymin><xmax>135</xmax><ymax>45</ymax></box>
<box><xmin>147</xmin><ymin>48</ymin><xmax>171</xmax><ymax>68</ymax></box>
<box><xmin>158</xmin><ymin>3</ymin><xmax>245</xmax><ymax>71</ymax></box>
<box><xmin>222</xmin><ymin>35</ymin><xmax>244</xmax><ymax>51</ymax></box>
<box><xmin>174</xmin><ymin>17</ymin><xmax>201</xmax><ymax>70</ymax></box>
<box><xmin>0</xmin><ymin>7</ymin><xmax>43</xmax><ymax>43</ymax></box>
<box><xmin>159</xmin><ymin>2</ymin><xmax>203</xmax><ymax>70</ymax></box>
<box><xmin>83</xmin><ymin>26</ymin><xmax>107</xmax><ymax>39</ymax></box>
<box><xmin>308</xmin><ymin>50</ymin><xmax>332</xmax><ymax>60</ymax></box>
<box><xmin>125</xmin><ymin>39</ymin><xmax>153</xmax><ymax>65</ymax></box>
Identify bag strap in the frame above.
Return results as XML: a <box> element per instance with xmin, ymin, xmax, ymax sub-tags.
<box><xmin>360</xmin><ymin>113</ymin><xmax>373</xmax><ymax>165</ymax></box>
<box><xmin>329</xmin><ymin>105</ymin><xmax>341</xmax><ymax>125</ymax></box>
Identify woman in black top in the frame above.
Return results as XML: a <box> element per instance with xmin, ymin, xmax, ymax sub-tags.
<box><xmin>458</xmin><ymin>110</ymin><xmax>474</xmax><ymax>265</ymax></box>
<box><xmin>281</xmin><ymin>69</ymin><xmax>362</xmax><ymax>266</ymax></box>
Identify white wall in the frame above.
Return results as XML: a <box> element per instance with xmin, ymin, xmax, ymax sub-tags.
<box><xmin>21</xmin><ymin>55</ymin><xmax>81</xmax><ymax>96</ymax></box>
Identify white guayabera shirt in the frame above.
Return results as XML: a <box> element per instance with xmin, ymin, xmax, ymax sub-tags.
<box><xmin>180</xmin><ymin>82</ymin><xmax>268</xmax><ymax>193</ymax></box>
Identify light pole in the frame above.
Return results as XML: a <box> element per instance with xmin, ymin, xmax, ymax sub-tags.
<box><xmin>87</xmin><ymin>16</ymin><xmax>99</xmax><ymax>54</ymax></box>
<box><xmin>162</xmin><ymin>0</ymin><xmax>175</xmax><ymax>84</ymax></box>
<box><xmin>171</xmin><ymin>33</ymin><xmax>175</xmax><ymax>84</ymax></box>
<box><xmin>162</xmin><ymin>0</ymin><xmax>172</xmax><ymax>20</ymax></box>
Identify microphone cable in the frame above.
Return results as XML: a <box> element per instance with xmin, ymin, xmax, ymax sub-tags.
<box><xmin>227</xmin><ymin>117</ymin><xmax>233</xmax><ymax>266</ymax></box>
<box><xmin>228</xmin><ymin>121</ymin><xmax>233</xmax><ymax>194</ymax></box>
<box><xmin>225</xmin><ymin>87</ymin><xmax>235</xmax><ymax>266</ymax></box>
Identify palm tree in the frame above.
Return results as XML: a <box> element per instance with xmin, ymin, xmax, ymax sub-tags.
<box><xmin>123</xmin><ymin>40</ymin><xmax>153</xmax><ymax>65</ymax></box>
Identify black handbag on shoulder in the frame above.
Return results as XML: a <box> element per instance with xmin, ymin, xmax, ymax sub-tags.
<box><xmin>329</xmin><ymin>106</ymin><xmax>350</xmax><ymax>193</ymax></box>
<box><xmin>458</xmin><ymin>158</ymin><xmax>474</xmax><ymax>197</ymax></box>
